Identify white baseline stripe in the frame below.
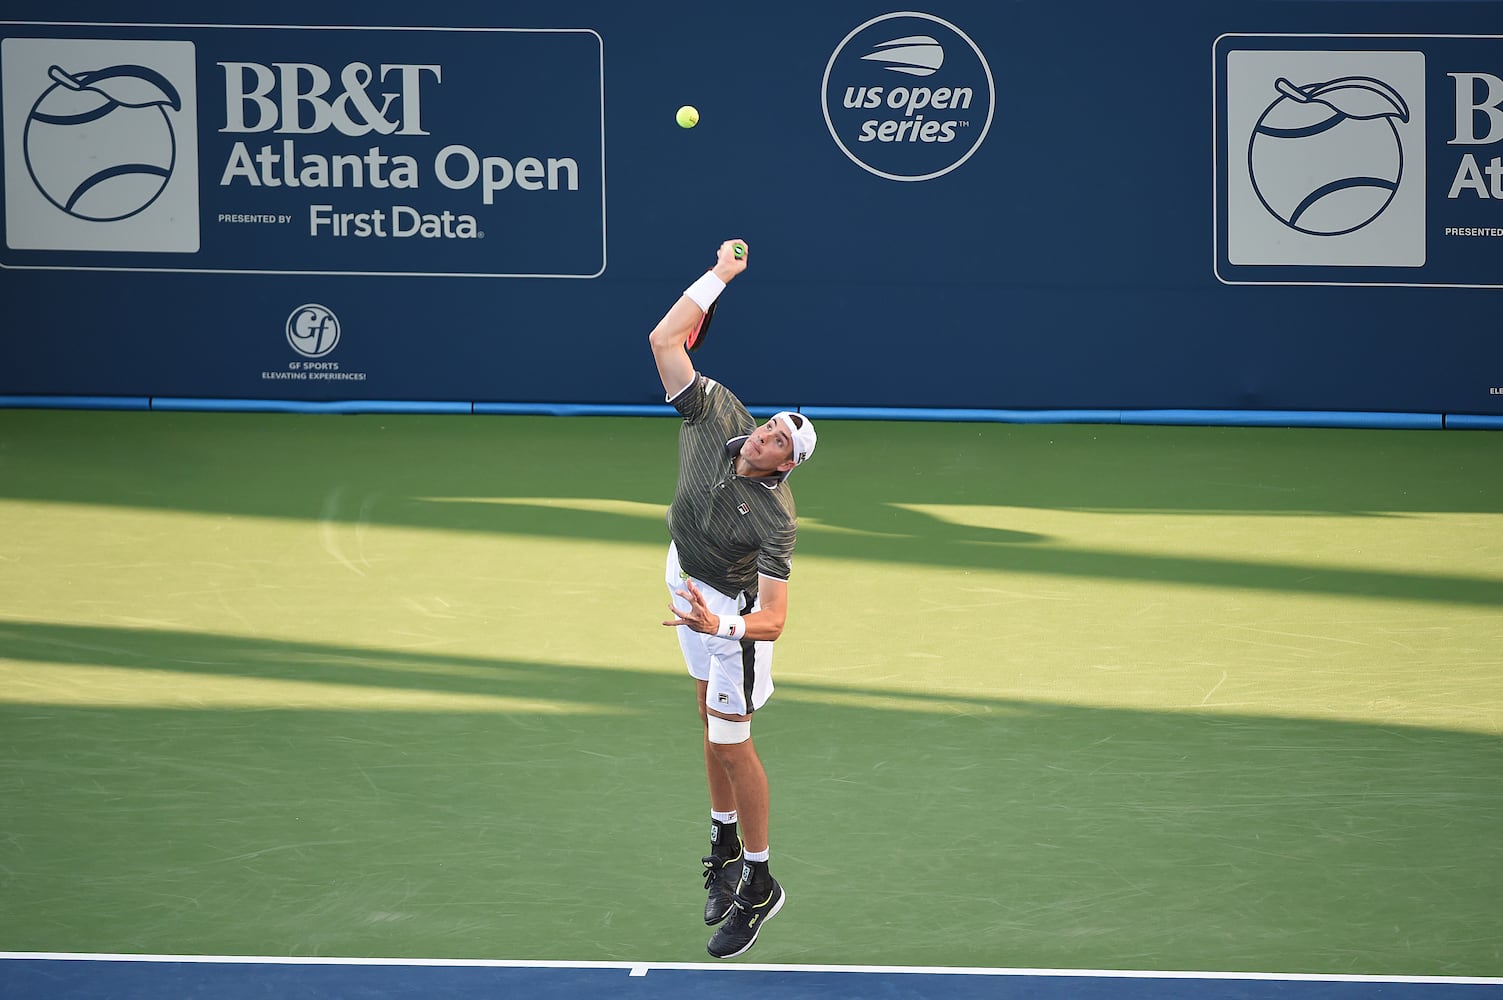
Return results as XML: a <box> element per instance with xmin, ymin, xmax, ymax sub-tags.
<box><xmin>0</xmin><ymin>953</ymin><xmax>1499</xmax><ymax>986</ymax></box>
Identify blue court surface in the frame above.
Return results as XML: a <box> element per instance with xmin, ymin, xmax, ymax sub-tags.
<box><xmin>2</xmin><ymin>955</ymin><xmax>1499</xmax><ymax>1000</ymax></box>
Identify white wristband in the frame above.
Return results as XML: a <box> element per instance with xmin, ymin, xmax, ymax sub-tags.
<box><xmin>716</xmin><ymin>614</ymin><xmax>747</xmax><ymax>640</ymax></box>
<box><xmin>683</xmin><ymin>271</ymin><xmax>726</xmax><ymax>312</ymax></box>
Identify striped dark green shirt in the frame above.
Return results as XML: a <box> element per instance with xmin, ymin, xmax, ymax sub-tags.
<box><xmin>666</xmin><ymin>374</ymin><xmax>798</xmax><ymax>600</ymax></box>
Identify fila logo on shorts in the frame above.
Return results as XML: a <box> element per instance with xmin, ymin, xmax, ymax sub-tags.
<box><xmin>737</xmin><ymin>502</ymin><xmax>750</xmax><ymax>515</ymax></box>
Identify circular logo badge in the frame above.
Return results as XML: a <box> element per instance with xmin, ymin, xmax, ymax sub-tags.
<box><xmin>287</xmin><ymin>304</ymin><xmax>341</xmax><ymax>358</ymax></box>
<box><xmin>23</xmin><ymin>63</ymin><xmax>182</xmax><ymax>222</ymax></box>
<box><xmin>1247</xmin><ymin>75</ymin><xmax>1409</xmax><ymax>237</ymax></box>
<box><xmin>821</xmin><ymin>12</ymin><xmax>995</xmax><ymax>182</ymax></box>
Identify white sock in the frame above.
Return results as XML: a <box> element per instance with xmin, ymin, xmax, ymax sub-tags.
<box><xmin>711</xmin><ymin>810</ymin><xmax>737</xmax><ymax>825</ymax></box>
<box><xmin>744</xmin><ymin>847</ymin><xmax>769</xmax><ymax>863</ymax></box>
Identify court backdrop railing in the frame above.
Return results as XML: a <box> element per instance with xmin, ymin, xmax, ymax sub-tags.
<box><xmin>1</xmin><ymin>395</ymin><xmax>1501</xmax><ymax>430</ymax></box>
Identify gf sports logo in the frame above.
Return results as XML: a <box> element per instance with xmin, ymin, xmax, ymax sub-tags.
<box><xmin>2</xmin><ymin>37</ymin><xmax>200</xmax><ymax>252</ymax></box>
<box><xmin>287</xmin><ymin>303</ymin><xmax>340</xmax><ymax>358</ymax></box>
<box><xmin>1220</xmin><ymin>47</ymin><xmax>1426</xmax><ymax>269</ymax></box>
<box><xmin>822</xmin><ymin>12</ymin><xmax>994</xmax><ymax>181</ymax></box>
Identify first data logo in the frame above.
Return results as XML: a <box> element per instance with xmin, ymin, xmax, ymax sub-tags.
<box><xmin>822</xmin><ymin>11</ymin><xmax>995</xmax><ymax>181</ymax></box>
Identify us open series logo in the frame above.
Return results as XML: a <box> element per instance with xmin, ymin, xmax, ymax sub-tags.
<box><xmin>821</xmin><ymin>11</ymin><xmax>995</xmax><ymax>181</ymax></box>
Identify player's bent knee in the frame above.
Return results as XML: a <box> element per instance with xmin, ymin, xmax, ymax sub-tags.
<box><xmin>706</xmin><ymin>715</ymin><xmax>751</xmax><ymax>745</ymax></box>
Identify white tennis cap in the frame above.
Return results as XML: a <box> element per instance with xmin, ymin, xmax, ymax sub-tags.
<box><xmin>773</xmin><ymin>411</ymin><xmax>817</xmax><ymax>468</ymax></box>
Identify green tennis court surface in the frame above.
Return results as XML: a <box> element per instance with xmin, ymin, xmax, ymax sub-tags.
<box><xmin>0</xmin><ymin>410</ymin><xmax>1498</xmax><ymax>976</ymax></box>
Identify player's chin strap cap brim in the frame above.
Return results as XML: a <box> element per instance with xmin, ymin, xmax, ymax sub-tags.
<box><xmin>772</xmin><ymin>411</ymin><xmax>816</xmax><ymax>468</ymax></box>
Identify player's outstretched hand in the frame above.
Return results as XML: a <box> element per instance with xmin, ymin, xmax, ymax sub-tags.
<box><xmin>712</xmin><ymin>239</ymin><xmax>748</xmax><ymax>283</ymax></box>
<box><xmin>664</xmin><ymin>578</ymin><xmax>718</xmax><ymax>635</ymax></box>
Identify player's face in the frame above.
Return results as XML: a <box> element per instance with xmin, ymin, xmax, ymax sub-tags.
<box><xmin>740</xmin><ymin>418</ymin><xmax>794</xmax><ymax>473</ymax></box>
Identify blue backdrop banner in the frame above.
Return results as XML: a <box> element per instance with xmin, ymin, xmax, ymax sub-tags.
<box><xmin>2</xmin><ymin>3</ymin><xmax>1500</xmax><ymax>415</ymax></box>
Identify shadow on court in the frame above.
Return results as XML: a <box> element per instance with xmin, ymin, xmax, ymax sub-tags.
<box><xmin>1</xmin><ymin>619</ymin><xmax>1499</xmax><ymax>977</ymax></box>
<box><xmin>0</xmin><ymin>410</ymin><xmax>1500</xmax><ymax>607</ymax></box>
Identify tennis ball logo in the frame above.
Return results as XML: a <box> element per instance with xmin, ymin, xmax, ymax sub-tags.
<box><xmin>1248</xmin><ymin>76</ymin><xmax>1410</xmax><ymax>236</ymax></box>
<box><xmin>23</xmin><ymin>62</ymin><xmax>183</xmax><ymax>222</ymax></box>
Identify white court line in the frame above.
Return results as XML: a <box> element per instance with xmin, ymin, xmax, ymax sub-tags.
<box><xmin>1</xmin><ymin>953</ymin><xmax>1499</xmax><ymax>985</ymax></box>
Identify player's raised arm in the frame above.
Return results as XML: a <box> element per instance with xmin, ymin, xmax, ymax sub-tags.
<box><xmin>648</xmin><ymin>239</ymin><xmax>748</xmax><ymax>398</ymax></box>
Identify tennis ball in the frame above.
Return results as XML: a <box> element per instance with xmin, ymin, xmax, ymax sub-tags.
<box><xmin>676</xmin><ymin>105</ymin><xmax>699</xmax><ymax>129</ymax></box>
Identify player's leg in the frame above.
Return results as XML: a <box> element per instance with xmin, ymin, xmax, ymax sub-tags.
<box><xmin>671</xmin><ymin>547</ymin><xmax>749</xmax><ymax>925</ymax></box>
<box><xmin>700</xmin><ymin>627</ymin><xmax>775</xmax><ymax>864</ymax></box>
<box><xmin>704</xmin><ymin>719</ymin><xmax>768</xmax><ymax>855</ymax></box>
<box><xmin>699</xmin><ymin>681</ymin><xmax>737</xmax><ymax>817</ymax></box>
<box><xmin>703</xmin><ymin>634</ymin><xmax>785</xmax><ymax>959</ymax></box>
<box><xmin>698</xmin><ymin>679</ymin><xmax>743</xmax><ymax>925</ymax></box>
<box><xmin>704</xmin><ymin>709</ymin><xmax>785</xmax><ymax>959</ymax></box>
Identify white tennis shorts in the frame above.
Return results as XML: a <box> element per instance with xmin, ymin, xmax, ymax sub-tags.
<box><xmin>666</xmin><ymin>542</ymin><xmax>774</xmax><ymax>716</ymax></box>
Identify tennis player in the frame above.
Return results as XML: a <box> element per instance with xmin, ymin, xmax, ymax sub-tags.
<box><xmin>651</xmin><ymin>237</ymin><xmax>816</xmax><ymax>959</ymax></box>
